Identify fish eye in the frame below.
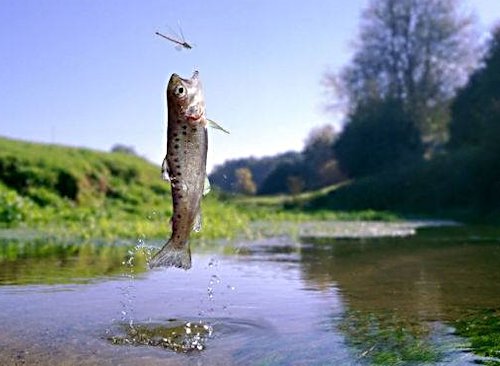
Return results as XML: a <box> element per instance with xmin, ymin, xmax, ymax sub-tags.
<box><xmin>174</xmin><ymin>84</ymin><xmax>187</xmax><ymax>98</ymax></box>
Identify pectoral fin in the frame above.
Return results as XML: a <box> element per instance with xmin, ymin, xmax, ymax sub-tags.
<box><xmin>193</xmin><ymin>210</ymin><xmax>202</xmax><ymax>233</ymax></box>
<box><xmin>203</xmin><ymin>175</ymin><xmax>211</xmax><ymax>196</ymax></box>
<box><xmin>161</xmin><ymin>156</ymin><xmax>170</xmax><ymax>181</ymax></box>
<box><xmin>207</xmin><ymin>119</ymin><xmax>230</xmax><ymax>134</ymax></box>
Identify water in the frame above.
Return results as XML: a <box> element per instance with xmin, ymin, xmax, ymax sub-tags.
<box><xmin>0</xmin><ymin>222</ymin><xmax>499</xmax><ymax>365</ymax></box>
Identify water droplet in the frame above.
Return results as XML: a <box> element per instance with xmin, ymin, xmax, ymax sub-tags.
<box><xmin>209</xmin><ymin>274</ymin><xmax>221</xmax><ymax>284</ymax></box>
<box><xmin>208</xmin><ymin>258</ymin><xmax>218</xmax><ymax>268</ymax></box>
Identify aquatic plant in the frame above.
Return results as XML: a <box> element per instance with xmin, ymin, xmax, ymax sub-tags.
<box><xmin>454</xmin><ymin>309</ymin><xmax>500</xmax><ymax>365</ymax></box>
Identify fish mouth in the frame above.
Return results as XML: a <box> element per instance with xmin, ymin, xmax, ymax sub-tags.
<box><xmin>184</xmin><ymin>104</ymin><xmax>205</xmax><ymax>124</ymax></box>
<box><xmin>185</xmin><ymin>113</ymin><xmax>205</xmax><ymax>124</ymax></box>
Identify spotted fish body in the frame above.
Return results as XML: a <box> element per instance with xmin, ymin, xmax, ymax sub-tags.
<box><xmin>150</xmin><ymin>71</ymin><xmax>208</xmax><ymax>270</ymax></box>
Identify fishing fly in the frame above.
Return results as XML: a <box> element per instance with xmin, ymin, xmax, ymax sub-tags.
<box><xmin>155</xmin><ymin>24</ymin><xmax>193</xmax><ymax>50</ymax></box>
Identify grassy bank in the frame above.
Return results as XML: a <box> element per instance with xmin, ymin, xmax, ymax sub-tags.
<box><xmin>0</xmin><ymin>137</ymin><xmax>393</xmax><ymax>242</ymax></box>
<box><xmin>0</xmin><ymin>136</ymin><xmax>248</xmax><ymax>240</ymax></box>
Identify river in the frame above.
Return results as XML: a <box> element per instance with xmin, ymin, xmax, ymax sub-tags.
<box><xmin>0</xmin><ymin>222</ymin><xmax>499</xmax><ymax>365</ymax></box>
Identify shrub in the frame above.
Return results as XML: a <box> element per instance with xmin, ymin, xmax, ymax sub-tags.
<box><xmin>0</xmin><ymin>185</ymin><xmax>33</xmax><ymax>226</ymax></box>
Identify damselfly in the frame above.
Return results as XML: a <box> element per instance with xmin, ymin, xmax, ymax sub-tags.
<box><xmin>155</xmin><ymin>23</ymin><xmax>193</xmax><ymax>50</ymax></box>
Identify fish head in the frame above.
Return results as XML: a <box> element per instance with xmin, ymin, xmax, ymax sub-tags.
<box><xmin>167</xmin><ymin>71</ymin><xmax>206</xmax><ymax>126</ymax></box>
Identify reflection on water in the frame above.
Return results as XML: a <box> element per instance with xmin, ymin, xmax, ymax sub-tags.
<box><xmin>0</xmin><ymin>224</ymin><xmax>499</xmax><ymax>365</ymax></box>
<box><xmin>0</xmin><ymin>237</ymin><xmax>149</xmax><ymax>285</ymax></box>
<box><xmin>299</xmin><ymin>226</ymin><xmax>500</xmax><ymax>364</ymax></box>
<box><xmin>300</xmin><ymin>226</ymin><xmax>500</xmax><ymax>316</ymax></box>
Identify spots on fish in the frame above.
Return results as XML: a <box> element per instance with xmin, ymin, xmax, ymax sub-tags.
<box><xmin>174</xmin><ymin>144</ymin><xmax>180</xmax><ymax>149</ymax></box>
<box><xmin>182</xmin><ymin>125</ymin><xmax>188</xmax><ymax>130</ymax></box>
<box><xmin>182</xmin><ymin>131</ymin><xmax>187</xmax><ymax>136</ymax></box>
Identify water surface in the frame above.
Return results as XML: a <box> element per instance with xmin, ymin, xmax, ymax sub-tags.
<box><xmin>0</xmin><ymin>222</ymin><xmax>499</xmax><ymax>365</ymax></box>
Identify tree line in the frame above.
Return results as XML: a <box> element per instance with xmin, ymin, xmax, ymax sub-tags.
<box><xmin>210</xmin><ymin>0</ymin><xmax>499</xmax><ymax>215</ymax></box>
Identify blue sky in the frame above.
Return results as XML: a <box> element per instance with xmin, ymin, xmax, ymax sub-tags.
<box><xmin>1</xmin><ymin>0</ymin><xmax>499</xmax><ymax>172</ymax></box>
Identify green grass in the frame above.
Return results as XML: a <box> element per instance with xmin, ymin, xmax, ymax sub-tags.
<box><xmin>0</xmin><ymin>136</ymin><xmax>253</xmax><ymax>240</ymax></box>
<box><xmin>0</xmin><ymin>136</ymin><xmax>395</xmax><ymax>242</ymax></box>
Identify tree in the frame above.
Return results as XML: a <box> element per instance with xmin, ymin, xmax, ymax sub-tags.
<box><xmin>287</xmin><ymin>176</ymin><xmax>305</xmax><ymax>197</ymax></box>
<box><xmin>209</xmin><ymin>151</ymin><xmax>302</xmax><ymax>193</ymax></box>
<box><xmin>111</xmin><ymin>144</ymin><xmax>137</xmax><ymax>155</ymax></box>
<box><xmin>235</xmin><ymin>167</ymin><xmax>257</xmax><ymax>195</ymax></box>
<box><xmin>449</xmin><ymin>25</ymin><xmax>500</xmax><ymax>150</ymax></box>
<box><xmin>258</xmin><ymin>160</ymin><xmax>304</xmax><ymax>195</ymax></box>
<box><xmin>302</xmin><ymin>125</ymin><xmax>342</xmax><ymax>189</ymax></box>
<box><xmin>334</xmin><ymin>99</ymin><xmax>423</xmax><ymax>178</ymax></box>
<box><xmin>326</xmin><ymin>0</ymin><xmax>481</xmax><ymax>147</ymax></box>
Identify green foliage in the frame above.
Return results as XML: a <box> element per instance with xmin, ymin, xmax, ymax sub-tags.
<box><xmin>0</xmin><ymin>137</ymin><xmax>359</xmax><ymax>241</ymax></box>
<box><xmin>26</xmin><ymin>187</ymin><xmax>65</xmax><ymax>207</ymax></box>
<box><xmin>211</xmin><ymin>126</ymin><xmax>346</xmax><ymax>196</ymax></box>
<box><xmin>309</xmin><ymin>26</ymin><xmax>500</xmax><ymax>220</ymax></box>
<box><xmin>327</xmin><ymin>0</ymin><xmax>480</xmax><ymax>148</ymax></box>
<box><xmin>301</xmin><ymin>125</ymin><xmax>345</xmax><ymax>190</ymax></box>
<box><xmin>258</xmin><ymin>159</ymin><xmax>304</xmax><ymax>195</ymax></box>
<box><xmin>209</xmin><ymin>151</ymin><xmax>303</xmax><ymax>193</ymax></box>
<box><xmin>234</xmin><ymin>167</ymin><xmax>257</xmax><ymax>195</ymax></box>
<box><xmin>449</xmin><ymin>26</ymin><xmax>500</xmax><ymax>150</ymax></box>
<box><xmin>334</xmin><ymin>99</ymin><xmax>423</xmax><ymax>178</ymax></box>
<box><xmin>110</xmin><ymin>144</ymin><xmax>138</xmax><ymax>156</ymax></box>
<box><xmin>0</xmin><ymin>184</ymin><xmax>34</xmax><ymax>226</ymax></box>
<box><xmin>310</xmin><ymin>147</ymin><xmax>500</xmax><ymax>217</ymax></box>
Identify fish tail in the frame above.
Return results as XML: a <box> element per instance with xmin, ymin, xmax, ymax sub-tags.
<box><xmin>149</xmin><ymin>240</ymin><xmax>191</xmax><ymax>270</ymax></box>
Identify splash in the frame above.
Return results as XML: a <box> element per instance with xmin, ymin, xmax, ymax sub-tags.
<box><xmin>119</xmin><ymin>238</ymin><xmax>153</xmax><ymax>329</ymax></box>
<box><xmin>108</xmin><ymin>319</ymin><xmax>213</xmax><ymax>352</ymax></box>
<box><xmin>198</xmin><ymin>257</ymin><xmax>236</xmax><ymax>317</ymax></box>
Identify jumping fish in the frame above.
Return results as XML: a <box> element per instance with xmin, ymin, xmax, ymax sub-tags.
<box><xmin>150</xmin><ymin>71</ymin><xmax>224</xmax><ymax>270</ymax></box>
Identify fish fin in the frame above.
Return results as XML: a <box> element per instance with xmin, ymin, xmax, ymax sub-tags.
<box><xmin>193</xmin><ymin>210</ymin><xmax>202</xmax><ymax>232</ymax></box>
<box><xmin>149</xmin><ymin>239</ymin><xmax>191</xmax><ymax>270</ymax></box>
<box><xmin>207</xmin><ymin>118</ymin><xmax>230</xmax><ymax>134</ymax></box>
<box><xmin>161</xmin><ymin>156</ymin><xmax>170</xmax><ymax>181</ymax></box>
<box><xmin>203</xmin><ymin>175</ymin><xmax>211</xmax><ymax>196</ymax></box>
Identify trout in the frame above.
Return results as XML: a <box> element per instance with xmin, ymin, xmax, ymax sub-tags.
<box><xmin>150</xmin><ymin>71</ymin><xmax>210</xmax><ymax>270</ymax></box>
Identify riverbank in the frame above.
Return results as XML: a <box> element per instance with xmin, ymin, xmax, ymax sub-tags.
<box><xmin>0</xmin><ymin>137</ymin><xmax>404</xmax><ymax>242</ymax></box>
